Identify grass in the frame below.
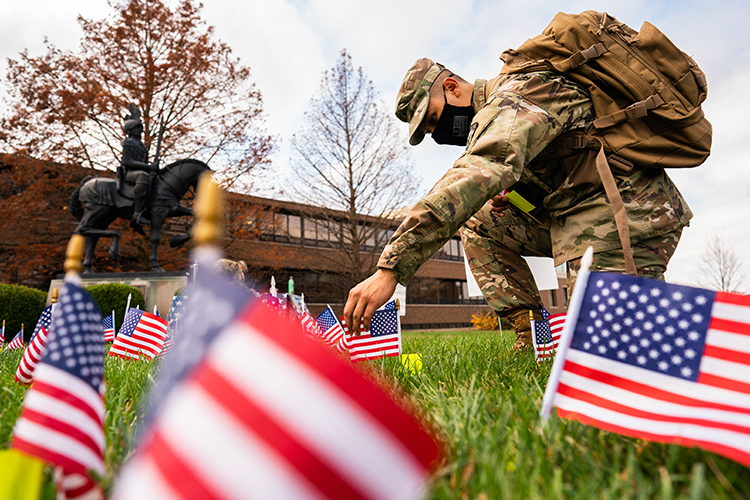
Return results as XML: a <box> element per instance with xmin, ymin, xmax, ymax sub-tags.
<box><xmin>1</xmin><ymin>329</ymin><xmax>749</xmax><ymax>499</ymax></box>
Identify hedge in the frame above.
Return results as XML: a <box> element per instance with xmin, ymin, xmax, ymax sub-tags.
<box><xmin>85</xmin><ymin>284</ymin><xmax>145</xmax><ymax>332</ymax></box>
<box><xmin>0</xmin><ymin>284</ymin><xmax>47</xmax><ymax>342</ymax></box>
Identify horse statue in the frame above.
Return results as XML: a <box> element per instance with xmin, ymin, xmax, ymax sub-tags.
<box><xmin>70</xmin><ymin>159</ymin><xmax>211</xmax><ymax>273</ymax></box>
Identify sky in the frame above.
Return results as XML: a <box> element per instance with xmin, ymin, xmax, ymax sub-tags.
<box><xmin>2</xmin><ymin>0</ymin><xmax>750</xmax><ymax>288</ymax></box>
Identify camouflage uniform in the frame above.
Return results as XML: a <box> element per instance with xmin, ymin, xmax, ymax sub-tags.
<box><xmin>379</xmin><ymin>60</ymin><xmax>692</xmax><ymax>326</ymax></box>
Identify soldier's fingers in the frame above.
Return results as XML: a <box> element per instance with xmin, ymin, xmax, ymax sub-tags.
<box><xmin>343</xmin><ymin>292</ymin><xmax>358</xmax><ymax>335</ymax></box>
<box><xmin>351</xmin><ymin>301</ymin><xmax>368</xmax><ymax>335</ymax></box>
<box><xmin>362</xmin><ymin>302</ymin><xmax>379</xmax><ymax>333</ymax></box>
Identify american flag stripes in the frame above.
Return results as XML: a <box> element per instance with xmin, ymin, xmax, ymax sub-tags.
<box><xmin>550</xmin><ymin>312</ymin><xmax>566</xmax><ymax>344</ymax></box>
<box><xmin>114</xmin><ymin>298</ymin><xmax>441</xmax><ymax>500</ymax></box>
<box><xmin>339</xmin><ymin>316</ymin><xmax>366</xmax><ymax>353</ymax></box>
<box><xmin>12</xmin><ymin>282</ymin><xmax>105</xmax><ymax>499</ymax></box>
<box><xmin>15</xmin><ymin>304</ymin><xmax>55</xmax><ymax>385</ymax></box>
<box><xmin>347</xmin><ymin>303</ymin><xmax>402</xmax><ymax>363</ymax></box>
<box><xmin>158</xmin><ymin>337</ymin><xmax>175</xmax><ymax>359</ymax></box>
<box><xmin>532</xmin><ymin>310</ymin><xmax>566</xmax><ymax>364</ymax></box>
<box><xmin>300</xmin><ymin>311</ymin><xmax>321</xmax><ymax>337</ymax></box>
<box><xmin>542</xmin><ymin>268</ymin><xmax>750</xmax><ymax>468</ymax></box>
<box><xmin>315</xmin><ymin>306</ymin><xmax>345</xmax><ymax>347</ymax></box>
<box><xmin>103</xmin><ymin>312</ymin><xmax>115</xmax><ymax>342</ymax></box>
<box><xmin>109</xmin><ymin>308</ymin><xmax>169</xmax><ymax>361</ymax></box>
<box><xmin>6</xmin><ymin>328</ymin><xmax>25</xmax><ymax>350</ymax></box>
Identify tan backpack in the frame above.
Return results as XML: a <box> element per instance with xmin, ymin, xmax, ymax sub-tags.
<box><xmin>501</xmin><ymin>10</ymin><xmax>712</xmax><ymax>274</ymax></box>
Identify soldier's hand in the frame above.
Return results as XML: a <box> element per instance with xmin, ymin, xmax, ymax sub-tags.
<box><xmin>489</xmin><ymin>194</ymin><xmax>511</xmax><ymax>216</ymax></box>
<box><xmin>344</xmin><ymin>269</ymin><xmax>398</xmax><ymax>334</ymax></box>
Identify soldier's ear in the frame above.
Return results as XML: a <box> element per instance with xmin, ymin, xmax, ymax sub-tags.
<box><xmin>443</xmin><ymin>77</ymin><xmax>461</xmax><ymax>98</ymax></box>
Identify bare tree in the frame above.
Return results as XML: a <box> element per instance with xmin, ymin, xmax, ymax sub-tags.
<box><xmin>290</xmin><ymin>49</ymin><xmax>420</xmax><ymax>290</ymax></box>
<box><xmin>1</xmin><ymin>0</ymin><xmax>273</xmax><ymax>189</ymax></box>
<box><xmin>694</xmin><ymin>230</ymin><xmax>748</xmax><ymax>293</ymax></box>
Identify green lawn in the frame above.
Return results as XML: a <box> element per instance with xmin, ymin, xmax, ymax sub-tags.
<box><xmin>1</xmin><ymin>330</ymin><xmax>749</xmax><ymax>499</ymax></box>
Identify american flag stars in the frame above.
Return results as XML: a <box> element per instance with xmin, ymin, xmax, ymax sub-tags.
<box><xmin>45</xmin><ymin>288</ymin><xmax>105</xmax><ymax>389</ymax></box>
<box><xmin>572</xmin><ymin>274</ymin><xmax>712</xmax><ymax>382</ymax></box>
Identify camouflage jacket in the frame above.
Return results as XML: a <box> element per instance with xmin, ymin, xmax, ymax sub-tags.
<box><xmin>378</xmin><ymin>70</ymin><xmax>693</xmax><ymax>285</ymax></box>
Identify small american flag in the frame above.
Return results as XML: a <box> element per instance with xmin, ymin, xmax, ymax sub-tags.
<box><xmin>15</xmin><ymin>304</ymin><xmax>55</xmax><ymax>384</ymax></box>
<box><xmin>532</xmin><ymin>309</ymin><xmax>566</xmax><ymax>363</ymax></box>
<box><xmin>316</xmin><ymin>306</ymin><xmax>344</xmax><ymax>347</ymax></box>
<box><xmin>114</xmin><ymin>287</ymin><xmax>441</xmax><ymax>500</ymax></box>
<box><xmin>157</xmin><ymin>295</ymin><xmax>187</xmax><ymax>358</ymax></box>
<box><xmin>348</xmin><ymin>302</ymin><xmax>402</xmax><ymax>363</ymax></box>
<box><xmin>109</xmin><ymin>308</ymin><xmax>169</xmax><ymax>361</ymax></box>
<box><xmin>103</xmin><ymin>311</ymin><xmax>115</xmax><ymax>342</ymax></box>
<box><xmin>12</xmin><ymin>281</ymin><xmax>105</xmax><ymax>499</ymax></box>
<box><xmin>542</xmin><ymin>270</ymin><xmax>750</xmax><ymax>468</ymax></box>
<box><xmin>300</xmin><ymin>311</ymin><xmax>321</xmax><ymax>337</ymax></box>
<box><xmin>159</xmin><ymin>337</ymin><xmax>175</xmax><ymax>359</ymax></box>
<box><xmin>6</xmin><ymin>327</ymin><xmax>24</xmax><ymax>350</ymax></box>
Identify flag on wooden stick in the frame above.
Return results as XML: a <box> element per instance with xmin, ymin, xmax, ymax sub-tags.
<box><xmin>102</xmin><ymin>311</ymin><xmax>115</xmax><ymax>342</ymax></box>
<box><xmin>6</xmin><ymin>326</ymin><xmax>25</xmax><ymax>350</ymax></box>
<box><xmin>15</xmin><ymin>304</ymin><xmax>55</xmax><ymax>384</ymax></box>
<box><xmin>109</xmin><ymin>308</ymin><xmax>168</xmax><ymax>361</ymax></box>
<box><xmin>12</xmin><ymin>281</ymin><xmax>105</xmax><ymax>499</ymax></box>
<box><xmin>114</xmin><ymin>256</ymin><xmax>440</xmax><ymax>500</ymax></box>
<box><xmin>542</xmin><ymin>247</ymin><xmax>750</xmax><ymax>469</ymax></box>
<box><xmin>347</xmin><ymin>301</ymin><xmax>402</xmax><ymax>363</ymax></box>
<box><xmin>532</xmin><ymin>309</ymin><xmax>566</xmax><ymax>364</ymax></box>
<box><xmin>315</xmin><ymin>306</ymin><xmax>344</xmax><ymax>347</ymax></box>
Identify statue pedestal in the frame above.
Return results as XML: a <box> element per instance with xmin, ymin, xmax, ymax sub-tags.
<box><xmin>49</xmin><ymin>271</ymin><xmax>189</xmax><ymax>317</ymax></box>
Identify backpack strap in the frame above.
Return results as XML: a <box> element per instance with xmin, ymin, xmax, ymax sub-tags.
<box><xmin>592</xmin><ymin>140</ymin><xmax>637</xmax><ymax>275</ymax></box>
<box><xmin>593</xmin><ymin>94</ymin><xmax>665</xmax><ymax>130</ymax></box>
<box><xmin>552</xmin><ymin>43</ymin><xmax>608</xmax><ymax>72</ymax></box>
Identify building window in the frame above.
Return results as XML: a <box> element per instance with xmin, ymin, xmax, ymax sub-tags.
<box><xmin>549</xmin><ymin>289</ymin><xmax>557</xmax><ymax>307</ymax></box>
<box><xmin>435</xmin><ymin>237</ymin><xmax>463</xmax><ymax>261</ymax></box>
<box><xmin>288</xmin><ymin>214</ymin><xmax>302</xmax><ymax>239</ymax></box>
<box><xmin>562</xmin><ymin>287</ymin><xmax>568</xmax><ymax>307</ymax></box>
<box><xmin>315</xmin><ymin>219</ymin><xmax>329</xmax><ymax>241</ymax></box>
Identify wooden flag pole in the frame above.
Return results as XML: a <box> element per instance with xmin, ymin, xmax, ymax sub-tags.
<box><xmin>191</xmin><ymin>172</ymin><xmax>224</xmax><ymax>269</ymax></box>
<box><xmin>192</xmin><ymin>173</ymin><xmax>223</xmax><ymax>248</ymax></box>
<box><xmin>64</xmin><ymin>234</ymin><xmax>85</xmax><ymax>284</ymax></box>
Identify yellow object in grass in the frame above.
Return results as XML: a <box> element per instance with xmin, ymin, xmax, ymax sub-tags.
<box><xmin>0</xmin><ymin>449</ymin><xmax>46</xmax><ymax>500</ymax></box>
<box><xmin>400</xmin><ymin>353</ymin><xmax>423</xmax><ymax>374</ymax></box>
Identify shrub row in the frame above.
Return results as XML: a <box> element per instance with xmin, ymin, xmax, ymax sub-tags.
<box><xmin>86</xmin><ymin>284</ymin><xmax>145</xmax><ymax>332</ymax></box>
<box><xmin>0</xmin><ymin>283</ymin><xmax>145</xmax><ymax>341</ymax></box>
<box><xmin>0</xmin><ymin>284</ymin><xmax>47</xmax><ymax>342</ymax></box>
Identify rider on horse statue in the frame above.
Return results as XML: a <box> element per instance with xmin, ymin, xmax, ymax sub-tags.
<box><xmin>119</xmin><ymin>104</ymin><xmax>159</xmax><ymax>236</ymax></box>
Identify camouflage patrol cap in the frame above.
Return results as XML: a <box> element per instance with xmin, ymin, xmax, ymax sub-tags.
<box><xmin>395</xmin><ymin>58</ymin><xmax>446</xmax><ymax>145</ymax></box>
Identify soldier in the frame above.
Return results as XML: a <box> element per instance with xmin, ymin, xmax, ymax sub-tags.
<box><xmin>121</xmin><ymin>104</ymin><xmax>158</xmax><ymax>236</ymax></box>
<box><xmin>343</xmin><ymin>58</ymin><xmax>692</xmax><ymax>351</ymax></box>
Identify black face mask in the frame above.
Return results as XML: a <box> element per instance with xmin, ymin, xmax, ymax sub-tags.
<box><xmin>431</xmin><ymin>94</ymin><xmax>475</xmax><ymax>146</ymax></box>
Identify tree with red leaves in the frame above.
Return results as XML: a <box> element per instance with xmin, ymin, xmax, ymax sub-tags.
<box><xmin>1</xmin><ymin>0</ymin><xmax>273</xmax><ymax>189</ymax></box>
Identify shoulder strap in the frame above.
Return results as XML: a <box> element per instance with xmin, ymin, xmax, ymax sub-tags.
<box><xmin>592</xmin><ymin>140</ymin><xmax>637</xmax><ymax>275</ymax></box>
<box><xmin>535</xmin><ymin>133</ymin><xmax>637</xmax><ymax>274</ymax></box>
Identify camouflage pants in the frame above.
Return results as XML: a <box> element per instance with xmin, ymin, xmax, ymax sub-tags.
<box><xmin>461</xmin><ymin>203</ymin><xmax>683</xmax><ymax>318</ymax></box>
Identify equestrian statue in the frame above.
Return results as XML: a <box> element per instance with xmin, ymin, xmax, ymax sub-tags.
<box><xmin>70</xmin><ymin>104</ymin><xmax>211</xmax><ymax>273</ymax></box>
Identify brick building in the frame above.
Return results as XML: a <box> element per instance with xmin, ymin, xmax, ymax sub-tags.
<box><xmin>179</xmin><ymin>193</ymin><xmax>567</xmax><ymax>330</ymax></box>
